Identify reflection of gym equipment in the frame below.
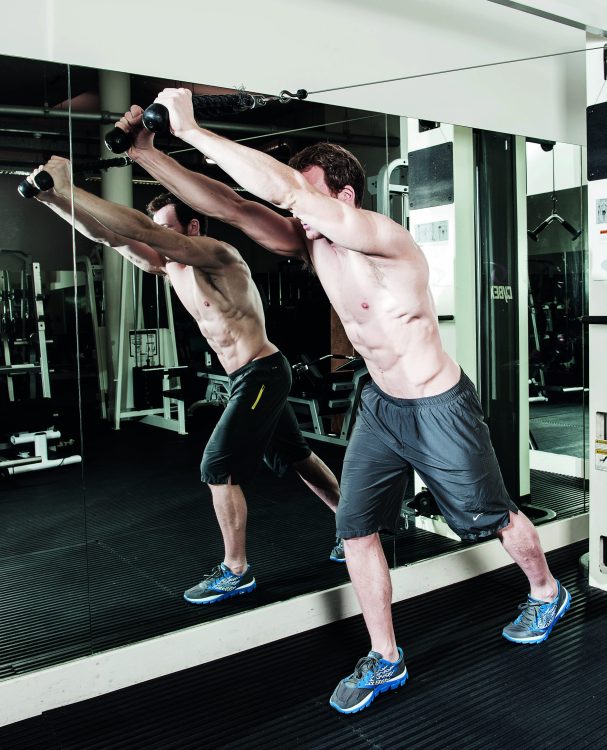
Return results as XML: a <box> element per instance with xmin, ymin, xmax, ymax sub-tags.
<box><xmin>114</xmin><ymin>264</ymin><xmax>186</xmax><ymax>434</ymax></box>
<box><xmin>192</xmin><ymin>367</ymin><xmax>230</xmax><ymax>410</ymax></box>
<box><xmin>0</xmin><ymin>428</ymin><xmax>81</xmax><ymax>475</ymax></box>
<box><xmin>402</xmin><ymin>488</ymin><xmax>556</xmax><ymax>542</ymax></box>
<box><xmin>528</xmin><ymin>149</ymin><xmax>582</xmax><ymax>243</ymax></box>
<box><xmin>105</xmin><ymin>90</ymin><xmax>308</xmax><ymax>153</ymax></box>
<box><xmin>0</xmin><ymin>398</ymin><xmax>82</xmax><ymax>476</ymax></box>
<box><xmin>528</xmin><ymin>284</ymin><xmax>548</xmax><ymax>403</ymax></box>
<box><xmin>76</xmin><ymin>256</ymin><xmax>109</xmax><ymax>419</ymax></box>
<box><xmin>402</xmin><ymin>488</ymin><xmax>461</xmax><ymax>542</ymax></box>
<box><xmin>528</xmin><ymin>204</ymin><xmax>582</xmax><ymax>242</ymax></box>
<box><xmin>368</xmin><ymin>158</ymin><xmax>409</xmax><ymax>225</ymax></box>
<box><xmin>183</xmin><ymin>370</ymin><xmax>230</xmax><ymax>418</ymax></box>
<box><xmin>528</xmin><ymin>252</ymin><xmax>588</xmax><ymax>462</ymax></box>
<box><xmin>288</xmin><ymin>353</ymin><xmax>369</xmax><ymax>446</ymax></box>
<box><xmin>528</xmin><ymin>196</ymin><xmax>582</xmax><ymax>242</ymax></box>
<box><xmin>0</xmin><ymin>254</ymin><xmax>51</xmax><ymax>401</ymax></box>
<box><xmin>527</xmin><ymin>257</ymin><xmax>587</xmax><ymax>403</ymax></box>
<box><xmin>17</xmin><ymin>156</ymin><xmax>132</xmax><ymax>199</ymax></box>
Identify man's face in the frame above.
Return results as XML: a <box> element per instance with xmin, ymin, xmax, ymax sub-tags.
<box><xmin>152</xmin><ymin>203</ymin><xmax>187</xmax><ymax>235</ymax></box>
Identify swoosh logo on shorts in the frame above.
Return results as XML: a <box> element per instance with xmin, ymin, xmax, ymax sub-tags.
<box><xmin>472</xmin><ymin>513</ymin><xmax>483</xmax><ymax>521</ymax></box>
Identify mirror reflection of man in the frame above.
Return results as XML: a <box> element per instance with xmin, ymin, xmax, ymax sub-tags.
<box><xmin>28</xmin><ymin>156</ymin><xmax>342</xmax><ymax>607</ymax></box>
<box><xmin>118</xmin><ymin>90</ymin><xmax>571</xmax><ymax>715</ymax></box>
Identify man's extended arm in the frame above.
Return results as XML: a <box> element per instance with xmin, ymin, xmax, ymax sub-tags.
<box><xmin>119</xmin><ymin>105</ymin><xmax>305</xmax><ymax>257</ymax></box>
<box><xmin>154</xmin><ymin>89</ymin><xmax>409</xmax><ymax>259</ymax></box>
<box><xmin>32</xmin><ymin>169</ymin><xmax>166</xmax><ymax>274</ymax></box>
<box><xmin>39</xmin><ymin>157</ymin><xmax>234</xmax><ymax>272</ymax></box>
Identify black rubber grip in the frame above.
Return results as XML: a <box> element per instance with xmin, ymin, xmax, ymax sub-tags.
<box><xmin>105</xmin><ymin>127</ymin><xmax>133</xmax><ymax>154</ymax></box>
<box><xmin>18</xmin><ymin>157</ymin><xmax>131</xmax><ymax>198</ymax></box>
<box><xmin>17</xmin><ymin>170</ymin><xmax>55</xmax><ymax>198</ymax></box>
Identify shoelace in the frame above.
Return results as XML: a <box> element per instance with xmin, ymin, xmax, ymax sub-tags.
<box><xmin>514</xmin><ymin>598</ymin><xmax>544</xmax><ymax>628</ymax></box>
<box><xmin>352</xmin><ymin>654</ymin><xmax>380</xmax><ymax>679</ymax></box>
<box><xmin>202</xmin><ymin>564</ymin><xmax>227</xmax><ymax>583</ymax></box>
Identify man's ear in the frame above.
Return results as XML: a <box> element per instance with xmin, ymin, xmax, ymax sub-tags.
<box><xmin>337</xmin><ymin>184</ymin><xmax>356</xmax><ymax>205</ymax></box>
<box><xmin>187</xmin><ymin>218</ymin><xmax>200</xmax><ymax>236</ymax></box>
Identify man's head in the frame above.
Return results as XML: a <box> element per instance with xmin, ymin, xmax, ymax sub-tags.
<box><xmin>289</xmin><ymin>143</ymin><xmax>365</xmax><ymax>208</ymax></box>
<box><xmin>146</xmin><ymin>193</ymin><xmax>209</xmax><ymax>237</ymax></box>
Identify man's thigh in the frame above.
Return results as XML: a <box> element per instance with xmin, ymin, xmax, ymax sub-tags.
<box><xmin>337</xmin><ymin>414</ymin><xmax>410</xmax><ymax>539</ymax></box>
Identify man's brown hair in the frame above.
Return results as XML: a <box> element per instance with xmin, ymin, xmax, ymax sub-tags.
<box><xmin>289</xmin><ymin>143</ymin><xmax>365</xmax><ymax>207</ymax></box>
<box><xmin>146</xmin><ymin>193</ymin><xmax>209</xmax><ymax>236</ymax></box>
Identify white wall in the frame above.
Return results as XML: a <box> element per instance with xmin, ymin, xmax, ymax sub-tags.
<box><xmin>586</xmin><ymin>36</ymin><xmax>607</xmax><ymax>591</ymax></box>
<box><xmin>0</xmin><ymin>0</ymin><xmax>593</xmax><ymax>144</ymax></box>
<box><xmin>526</xmin><ymin>142</ymin><xmax>586</xmax><ymax>195</ymax></box>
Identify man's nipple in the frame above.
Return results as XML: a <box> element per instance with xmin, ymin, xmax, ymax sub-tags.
<box><xmin>361</xmin><ymin>302</ymin><xmax>369</xmax><ymax>310</ymax></box>
<box><xmin>203</xmin><ymin>301</ymin><xmax>211</xmax><ymax>307</ymax></box>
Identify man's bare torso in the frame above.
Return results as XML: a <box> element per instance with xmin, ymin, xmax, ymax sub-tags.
<box><xmin>164</xmin><ymin>247</ymin><xmax>276</xmax><ymax>375</ymax></box>
<box><xmin>308</xmin><ymin>235</ymin><xmax>460</xmax><ymax>399</ymax></box>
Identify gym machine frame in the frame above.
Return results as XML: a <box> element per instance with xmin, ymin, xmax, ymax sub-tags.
<box><xmin>1</xmin><ymin>259</ymin><xmax>51</xmax><ymax>401</ymax></box>
<box><xmin>114</xmin><ymin>261</ymin><xmax>186</xmax><ymax>434</ymax></box>
<box><xmin>288</xmin><ymin>355</ymin><xmax>369</xmax><ymax>447</ymax></box>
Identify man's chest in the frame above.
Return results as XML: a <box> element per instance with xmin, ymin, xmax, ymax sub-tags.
<box><xmin>312</xmin><ymin>245</ymin><xmax>388</xmax><ymax>309</ymax></box>
<box><xmin>166</xmin><ymin>264</ymin><xmax>229</xmax><ymax>318</ymax></box>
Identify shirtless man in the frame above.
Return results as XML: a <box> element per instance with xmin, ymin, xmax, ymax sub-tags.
<box><xmin>29</xmin><ymin>156</ymin><xmax>342</xmax><ymax>606</ymax></box>
<box><xmin>131</xmin><ymin>88</ymin><xmax>571</xmax><ymax>713</ymax></box>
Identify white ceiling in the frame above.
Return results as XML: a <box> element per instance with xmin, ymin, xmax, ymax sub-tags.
<box><xmin>0</xmin><ymin>0</ymin><xmax>604</xmax><ymax>144</ymax></box>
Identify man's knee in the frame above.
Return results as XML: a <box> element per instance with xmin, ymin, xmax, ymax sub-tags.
<box><xmin>208</xmin><ymin>479</ymin><xmax>233</xmax><ymax>489</ymax></box>
<box><xmin>343</xmin><ymin>532</ymin><xmax>379</xmax><ymax>550</ymax></box>
<box><xmin>498</xmin><ymin>508</ymin><xmax>528</xmax><ymax>532</ymax></box>
<box><xmin>497</xmin><ymin>509</ymin><xmax>542</xmax><ymax>544</ymax></box>
<box><xmin>207</xmin><ymin>480</ymin><xmax>234</xmax><ymax>499</ymax></box>
<box><xmin>201</xmin><ymin>450</ymin><xmax>237</xmax><ymax>485</ymax></box>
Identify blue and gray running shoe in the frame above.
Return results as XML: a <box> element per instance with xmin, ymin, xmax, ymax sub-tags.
<box><xmin>330</xmin><ymin>538</ymin><xmax>346</xmax><ymax>563</ymax></box>
<box><xmin>502</xmin><ymin>580</ymin><xmax>571</xmax><ymax>644</ymax></box>
<box><xmin>329</xmin><ymin>647</ymin><xmax>408</xmax><ymax>714</ymax></box>
<box><xmin>183</xmin><ymin>563</ymin><xmax>256</xmax><ymax>605</ymax></box>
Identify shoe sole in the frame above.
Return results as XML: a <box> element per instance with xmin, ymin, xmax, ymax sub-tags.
<box><xmin>183</xmin><ymin>580</ymin><xmax>257</xmax><ymax>605</ymax></box>
<box><xmin>329</xmin><ymin>668</ymin><xmax>408</xmax><ymax>714</ymax></box>
<box><xmin>329</xmin><ymin>556</ymin><xmax>347</xmax><ymax>563</ymax></box>
<box><xmin>502</xmin><ymin>588</ymin><xmax>571</xmax><ymax>644</ymax></box>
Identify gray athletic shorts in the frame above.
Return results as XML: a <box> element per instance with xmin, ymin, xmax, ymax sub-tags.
<box><xmin>336</xmin><ymin>370</ymin><xmax>518</xmax><ymax>542</ymax></box>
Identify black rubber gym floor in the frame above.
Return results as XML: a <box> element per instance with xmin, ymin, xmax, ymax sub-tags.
<box><xmin>530</xmin><ymin>400</ymin><xmax>589</xmax><ymax>457</ymax></box>
<box><xmin>0</xmin><ymin>414</ymin><xmax>588</xmax><ymax>680</ymax></box>
<box><xmin>1</xmin><ymin>541</ymin><xmax>605</xmax><ymax>749</ymax></box>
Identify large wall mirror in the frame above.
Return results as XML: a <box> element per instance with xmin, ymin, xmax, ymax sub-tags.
<box><xmin>57</xmin><ymin>64</ymin><xmax>400</xmax><ymax>655</ymax></box>
<box><xmin>0</xmin><ymin>48</ymin><xmax>590</xmax><ymax>681</ymax></box>
<box><xmin>0</xmin><ymin>56</ymin><xmax>89</xmax><ymax>676</ymax></box>
<box><xmin>526</xmin><ymin>141</ymin><xmax>588</xmax><ymax>518</ymax></box>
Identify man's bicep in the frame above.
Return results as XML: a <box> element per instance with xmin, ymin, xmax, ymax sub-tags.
<box><xmin>353</xmin><ymin>210</ymin><xmax>413</xmax><ymax>258</ymax></box>
<box><xmin>144</xmin><ymin>226</ymin><xmax>201</xmax><ymax>263</ymax></box>
<box><xmin>110</xmin><ymin>237</ymin><xmax>167</xmax><ymax>274</ymax></box>
<box><xmin>148</xmin><ymin>229</ymin><xmax>235</xmax><ymax>270</ymax></box>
